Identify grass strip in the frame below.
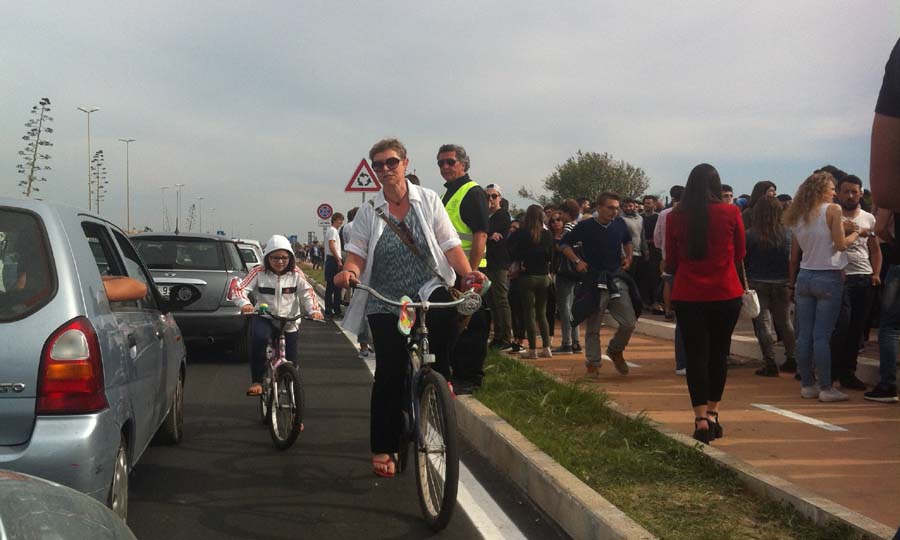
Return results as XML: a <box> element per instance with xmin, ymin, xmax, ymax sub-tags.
<box><xmin>475</xmin><ymin>350</ymin><xmax>866</xmax><ymax>540</ymax></box>
<box><xmin>301</xmin><ymin>265</ymin><xmax>324</xmax><ymax>286</ymax></box>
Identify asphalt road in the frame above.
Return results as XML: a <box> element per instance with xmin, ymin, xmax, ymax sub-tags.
<box><xmin>128</xmin><ymin>320</ymin><xmax>569</xmax><ymax>540</ymax></box>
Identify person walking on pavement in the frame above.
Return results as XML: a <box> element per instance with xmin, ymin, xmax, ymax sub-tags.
<box><xmin>745</xmin><ymin>197</ymin><xmax>797</xmax><ymax>377</ymax></box>
<box><xmin>334</xmin><ymin>138</ymin><xmax>485</xmax><ymax>477</ymax></box>
<box><xmin>665</xmin><ymin>164</ymin><xmax>745</xmax><ymax>444</ymax></box>
<box><xmin>484</xmin><ymin>183</ymin><xmax>513</xmax><ymax>351</ymax></box>
<box><xmin>785</xmin><ymin>172</ymin><xmax>864</xmax><ymax>403</ymax></box>
<box><xmin>830</xmin><ymin>175</ymin><xmax>881</xmax><ymax>391</ymax></box>
<box><xmin>553</xmin><ymin>199</ymin><xmax>583</xmax><ymax>354</ymax></box>
<box><xmin>511</xmin><ymin>205</ymin><xmax>555</xmax><ymax>359</ymax></box>
<box><xmin>324</xmin><ymin>213</ymin><xmax>345</xmax><ymax>319</ymax></box>
<box><xmin>437</xmin><ymin>143</ymin><xmax>491</xmax><ymax>395</ymax></box>
<box><xmin>865</xmin><ymin>38</ymin><xmax>900</xmax><ymax>403</ymax></box>
<box><xmin>560</xmin><ymin>192</ymin><xmax>636</xmax><ymax>376</ymax></box>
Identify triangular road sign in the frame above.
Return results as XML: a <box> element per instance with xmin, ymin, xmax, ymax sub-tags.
<box><xmin>345</xmin><ymin>159</ymin><xmax>382</xmax><ymax>192</ymax></box>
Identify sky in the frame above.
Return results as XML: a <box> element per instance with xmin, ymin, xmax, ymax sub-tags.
<box><xmin>1</xmin><ymin>1</ymin><xmax>898</xmax><ymax>242</ymax></box>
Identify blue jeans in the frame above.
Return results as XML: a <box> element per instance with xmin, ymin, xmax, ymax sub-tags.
<box><xmin>878</xmin><ymin>265</ymin><xmax>900</xmax><ymax>389</ymax></box>
<box><xmin>555</xmin><ymin>275</ymin><xmax>580</xmax><ymax>347</ymax></box>
<box><xmin>249</xmin><ymin>316</ymin><xmax>298</xmax><ymax>383</ymax></box>
<box><xmin>795</xmin><ymin>269</ymin><xmax>843</xmax><ymax>389</ymax></box>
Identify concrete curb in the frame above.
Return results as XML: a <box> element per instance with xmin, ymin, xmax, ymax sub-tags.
<box><xmin>602</xmin><ymin>400</ymin><xmax>896</xmax><ymax>540</ymax></box>
<box><xmin>455</xmin><ymin>396</ymin><xmax>657</xmax><ymax>540</ymax></box>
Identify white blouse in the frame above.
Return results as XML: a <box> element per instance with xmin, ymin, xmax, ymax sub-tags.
<box><xmin>341</xmin><ymin>180</ymin><xmax>462</xmax><ymax>335</ymax></box>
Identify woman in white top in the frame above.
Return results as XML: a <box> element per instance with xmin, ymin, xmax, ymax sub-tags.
<box><xmin>333</xmin><ymin>138</ymin><xmax>485</xmax><ymax>478</ymax></box>
<box><xmin>785</xmin><ymin>172</ymin><xmax>867</xmax><ymax>402</ymax></box>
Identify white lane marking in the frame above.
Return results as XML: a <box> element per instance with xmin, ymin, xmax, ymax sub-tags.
<box><xmin>334</xmin><ymin>320</ymin><xmax>528</xmax><ymax>540</ymax></box>
<box><xmin>751</xmin><ymin>403</ymin><xmax>848</xmax><ymax>432</ymax></box>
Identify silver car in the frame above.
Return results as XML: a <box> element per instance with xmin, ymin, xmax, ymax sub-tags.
<box><xmin>0</xmin><ymin>198</ymin><xmax>188</xmax><ymax>520</ymax></box>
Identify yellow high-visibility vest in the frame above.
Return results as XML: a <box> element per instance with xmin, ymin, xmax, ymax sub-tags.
<box><xmin>445</xmin><ymin>180</ymin><xmax>487</xmax><ymax>268</ymax></box>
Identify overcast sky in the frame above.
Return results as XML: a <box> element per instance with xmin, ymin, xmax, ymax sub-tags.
<box><xmin>2</xmin><ymin>1</ymin><xmax>897</xmax><ymax>242</ymax></box>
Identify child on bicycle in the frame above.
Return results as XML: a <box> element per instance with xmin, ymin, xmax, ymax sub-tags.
<box><xmin>233</xmin><ymin>235</ymin><xmax>323</xmax><ymax>396</ymax></box>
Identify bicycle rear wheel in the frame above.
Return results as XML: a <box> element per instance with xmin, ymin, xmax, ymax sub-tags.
<box><xmin>268</xmin><ymin>363</ymin><xmax>304</xmax><ymax>450</ymax></box>
<box><xmin>414</xmin><ymin>369</ymin><xmax>458</xmax><ymax>531</ymax></box>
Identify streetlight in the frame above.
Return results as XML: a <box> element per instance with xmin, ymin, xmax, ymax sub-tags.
<box><xmin>173</xmin><ymin>183</ymin><xmax>185</xmax><ymax>234</ymax></box>
<box><xmin>196</xmin><ymin>197</ymin><xmax>204</xmax><ymax>233</ymax></box>
<box><xmin>77</xmin><ymin>107</ymin><xmax>99</xmax><ymax>211</ymax></box>
<box><xmin>160</xmin><ymin>186</ymin><xmax>171</xmax><ymax>231</ymax></box>
<box><xmin>118</xmin><ymin>138</ymin><xmax>136</xmax><ymax>232</ymax></box>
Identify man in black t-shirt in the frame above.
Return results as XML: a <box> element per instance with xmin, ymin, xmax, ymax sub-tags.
<box><xmin>484</xmin><ymin>183</ymin><xmax>513</xmax><ymax>350</ymax></box>
<box><xmin>866</xmin><ymin>37</ymin><xmax>900</xmax><ymax>404</ymax></box>
<box><xmin>560</xmin><ymin>192</ymin><xmax>636</xmax><ymax>376</ymax></box>
<box><xmin>438</xmin><ymin>144</ymin><xmax>490</xmax><ymax>394</ymax></box>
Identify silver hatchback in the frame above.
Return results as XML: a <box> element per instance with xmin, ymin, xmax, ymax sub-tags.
<box><xmin>0</xmin><ymin>198</ymin><xmax>188</xmax><ymax>520</ymax></box>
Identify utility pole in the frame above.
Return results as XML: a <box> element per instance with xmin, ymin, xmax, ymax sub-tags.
<box><xmin>197</xmin><ymin>197</ymin><xmax>205</xmax><ymax>233</ymax></box>
<box><xmin>118</xmin><ymin>138</ymin><xmax>136</xmax><ymax>232</ymax></box>
<box><xmin>160</xmin><ymin>186</ymin><xmax>171</xmax><ymax>231</ymax></box>
<box><xmin>174</xmin><ymin>183</ymin><xmax>185</xmax><ymax>234</ymax></box>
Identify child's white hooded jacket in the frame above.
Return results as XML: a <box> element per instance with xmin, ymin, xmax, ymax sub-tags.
<box><xmin>233</xmin><ymin>235</ymin><xmax>321</xmax><ymax>333</ymax></box>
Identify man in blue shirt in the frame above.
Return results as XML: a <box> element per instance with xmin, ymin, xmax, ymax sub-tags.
<box><xmin>560</xmin><ymin>192</ymin><xmax>636</xmax><ymax>375</ymax></box>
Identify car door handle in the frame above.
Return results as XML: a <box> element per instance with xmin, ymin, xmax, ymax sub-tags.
<box><xmin>127</xmin><ymin>334</ymin><xmax>138</xmax><ymax>348</ymax></box>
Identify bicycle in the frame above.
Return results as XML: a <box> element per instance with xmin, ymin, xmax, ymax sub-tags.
<box><xmin>253</xmin><ymin>305</ymin><xmax>306</xmax><ymax>450</ymax></box>
<box><xmin>351</xmin><ymin>281</ymin><xmax>485</xmax><ymax>531</ymax></box>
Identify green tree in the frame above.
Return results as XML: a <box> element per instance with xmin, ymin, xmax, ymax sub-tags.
<box><xmin>519</xmin><ymin>150</ymin><xmax>651</xmax><ymax>205</ymax></box>
<box><xmin>16</xmin><ymin>98</ymin><xmax>54</xmax><ymax>197</ymax></box>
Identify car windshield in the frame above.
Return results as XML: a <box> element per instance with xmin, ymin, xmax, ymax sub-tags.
<box><xmin>239</xmin><ymin>248</ymin><xmax>258</xmax><ymax>264</ymax></box>
<box><xmin>133</xmin><ymin>237</ymin><xmax>224</xmax><ymax>270</ymax></box>
<box><xmin>0</xmin><ymin>209</ymin><xmax>55</xmax><ymax>321</ymax></box>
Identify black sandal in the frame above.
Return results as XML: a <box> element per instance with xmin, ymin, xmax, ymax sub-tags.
<box><xmin>693</xmin><ymin>417</ymin><xmax>711</xmax><ymax>444</ymax></box>
<box><xmin>707</xmin><ymin>411</ymin><xmax>723</xmax><ymax>440</ymax></box>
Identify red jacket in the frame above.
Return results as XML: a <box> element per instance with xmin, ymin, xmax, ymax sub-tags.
<box><xmin>665</xmin><ymin>203</ymin><xmax>745</xmax><ymax>302</ymax></box>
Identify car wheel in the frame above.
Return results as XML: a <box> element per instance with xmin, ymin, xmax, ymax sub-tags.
<box><xmin>154</xmin><ymin>368</ymin><xmax>184</xmax><ymax>445</ymax></box>
<box><xmin>108</xmin><ymin>435</ymin><xmax>129</xmax><ymax>520</ymax></box>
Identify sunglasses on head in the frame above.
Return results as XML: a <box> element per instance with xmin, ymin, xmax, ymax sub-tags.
<box><xmin>371</xmin><ymin>157</ymin><xmax>401</xmax><ymax>172</ymax></box>
<box><xmin>437</xmin><ymin>158</ymin><xmax>457</xmax><ymax>168</ymax></box>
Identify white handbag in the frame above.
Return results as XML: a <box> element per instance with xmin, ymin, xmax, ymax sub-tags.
<box><xmin>739</xmin><ymin>262</ymin><xmax>760</xmax><ymax>319</ymax></box>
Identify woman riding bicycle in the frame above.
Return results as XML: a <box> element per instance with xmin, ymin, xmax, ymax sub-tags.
<box><xmin>234</xmin><ymin>234</ymin><xmax>323</xmax><ymax>396</ymax></box>
<box><xmin>334</xmin><ymin>138</ymin><xmax>485</xmax><ymax>478</ymax></box>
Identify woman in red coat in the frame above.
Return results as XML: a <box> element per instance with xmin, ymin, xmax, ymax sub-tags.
<box><xmin>665</xmin><ymin>163</ymin><xmax>746</xmax><ymax>444</ymax></box>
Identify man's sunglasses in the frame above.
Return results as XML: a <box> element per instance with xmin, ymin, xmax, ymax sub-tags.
<box><xmin>372</xmin><ymin>157</ymin><xmax>401</xmax><ymax>172</ymax></box>
<box><xmin>437</xmin><ymin>158</ymin><xmax>457</xmax><ymax>168</ymax></box>
<box><xmin>487</xmin><ymin>193</ymin><xmax>501</xmax><ymax>199</ymax></box>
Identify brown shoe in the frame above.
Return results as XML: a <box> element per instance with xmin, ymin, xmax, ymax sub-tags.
<box><xmin>608</xmin><ymin>349</ymin><xmax>629</xmax><ymax>374</ymax></box>
<box><xmin>585</xmin><ymin>363</ymin><xmax>600</xmax><ymax>376</ymax></box>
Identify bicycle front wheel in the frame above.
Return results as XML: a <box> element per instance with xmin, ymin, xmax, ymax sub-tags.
<box><xmin>414</xmin><ymin>369</ymin><xmax>459</xmax><ymax>531</ymax></box>
<box><xmin>268</xmin><ymin>364</ymin><xmax>304</xmax><ymax>450</ymax></box>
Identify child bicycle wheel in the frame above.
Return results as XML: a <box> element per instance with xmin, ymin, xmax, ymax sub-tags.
<box><xmin>258</xmin><ymin>379</ymin><xmax>270</xmax><ymax>425</ymax></box>
<box><xmin>268</xmin><ymin>363</ymin><xmax>305</xmax><ymax>450</ymax></box>
<box><xmin>414</xmin><ymin>369</ymin><xmax>459</xmax><ymax>531</ymax></box>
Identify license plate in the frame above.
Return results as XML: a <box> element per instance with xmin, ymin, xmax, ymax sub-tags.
<box><xmin>157</xmin><ymin>285</ymin><xmax>170</xmax><ymax>299</ymax></box>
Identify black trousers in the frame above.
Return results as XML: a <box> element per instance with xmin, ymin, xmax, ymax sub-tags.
<box><xmin>451</xmin><ymin>307</ymin><xmax>489</xmax><ymax>384</ymax></box>
<box><xmin>673</xmin><ymin>298</ymin><xmax>742</xmax><ymax>407</ymax></box>
<box><xmin>830</xmin><ymin>274</ymin><xmax>875</xmax><ymax>381</ymax></box>
<box><xmin>324</xmin><ymin>257</ymin><xmax>342</xmax><ymax>316</ymax></box>
<box><xmin>367</xmin><ymin>288</ymin><xmax>458</xmax><ymax>454</ymax></box>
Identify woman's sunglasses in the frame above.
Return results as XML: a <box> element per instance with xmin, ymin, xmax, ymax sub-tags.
<box><xmin>371</xmin><ymin>157</ymin><xmax>401</xmax><ymax>172</ymax></box>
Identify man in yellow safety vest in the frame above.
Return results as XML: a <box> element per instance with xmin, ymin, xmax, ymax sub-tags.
<box><xmin>438</xmin><ymin>144</ymin><xmax>490</xmax><ymax>394</ymax></box>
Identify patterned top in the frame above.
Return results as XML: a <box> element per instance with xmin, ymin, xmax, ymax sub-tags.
<box><xmin>366</xmin><ymin>208</ymin><xmax>435</xmax><ymax>315</ymax></box>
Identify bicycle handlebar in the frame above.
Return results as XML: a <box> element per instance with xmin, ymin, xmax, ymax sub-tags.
<box><xmin>352</xmin><ymin>281</ymin><xmax>482</xmax><ymax>314</ymax></box>
<box><xmin>255</xmin><ymin>307</ymin><xmax>305</xmax><ymax>323</ymax></box>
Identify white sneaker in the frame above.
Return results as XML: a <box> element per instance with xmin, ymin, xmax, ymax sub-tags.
<box><xmin>800</xmin><ymin>386</ymin><xmax>820</xmax><ymax>399</ymax></box>
<box><xmin>523</xmin><ymin>349</ymin><xmax>538</xmax><ymax>359</ymax></box>
<box><xmin>818</xmin><ymin>387</ymin><xmax>849</xmax><ymax>403</ymax></box>
<box><xmin>539</xmin><ymin>347</ymin><xmax>553</xmax><ymax>358</ymax></box>
<box><xmin>675</xmin><ymin>368</ymin><xmax>686</xmax><ymax>376</ymax></box>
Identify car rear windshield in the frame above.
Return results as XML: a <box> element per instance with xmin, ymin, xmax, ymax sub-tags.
<box><xmin>0</xmin><ymin>209</ymin><xmax>55</xmax><ymax>321</ymax></box>
<box><xmin>133</xmin><ymin>237</ymin><xmax>225</xmax><ymax>270</ymax></box>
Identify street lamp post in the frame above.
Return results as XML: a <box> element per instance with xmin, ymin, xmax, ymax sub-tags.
<box><xmin>118</xmin><ymin>138</ymin><xmax>136</xmax><ymax>232</ymax></box>
<box><xmin>77</xmin><ymin>107</ymin><xmax>99</xmax><ymax>211</ymax></box>
<box><xmin>160</xmin><ymin>186</ymin><xmax>171</xmax><ymax>231</ymax></box>
<box><xmin>174</xmin><ymin>183</ymin><xmax>185</xmax><ymax>234</ymax></box>
<box><xmin>197</xmin><ymin>197</ymin><xmax>205</xmax><ymax>233</ymax></box>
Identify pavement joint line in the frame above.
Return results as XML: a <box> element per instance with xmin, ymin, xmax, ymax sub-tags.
<box><xmin>313</xmin><ymin>282</ymin><xmax>527</xmax><ymax>540</ymax></box>
<box><xmin>751</xmin><ymin>403</ymin><xmax>848</xmax><ymax>432</ymax></box>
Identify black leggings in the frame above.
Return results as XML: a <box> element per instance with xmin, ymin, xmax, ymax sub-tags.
<box><xmin>367</xmin><ymin>288</ymin><xmax>459</xmax><ymax>454</ymax></box>
<box><xmin>673</xmin><ymin>298</ymin><xmax>742</xmax><ymax>407</ymax></box>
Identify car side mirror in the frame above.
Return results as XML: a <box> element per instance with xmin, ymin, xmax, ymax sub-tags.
<box><xmin>102</xmin><ymin>276</ymin><xmax>148</xmax><ymax>302</ymax></box>
<box><xmin>164</xmin><ymin>284</ymin><xmax>202</xmax><ymax>311</ymax></box>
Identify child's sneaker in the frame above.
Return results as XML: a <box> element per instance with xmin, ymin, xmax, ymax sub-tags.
<box><xmin>818</xmin><ymin>387</ymin><xmax>849</xmax><ymax>403</ymax></box>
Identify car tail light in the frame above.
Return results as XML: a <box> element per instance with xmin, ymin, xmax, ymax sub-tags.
<box><xmin>225</xmin><ymin>277</ymin><xmax>241</xmax><ymax>302</ymax></box>
<box><xmin>36</xmin><ymin>317</ymin><xmax>107</xmax><ymax>414</ymax></box>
